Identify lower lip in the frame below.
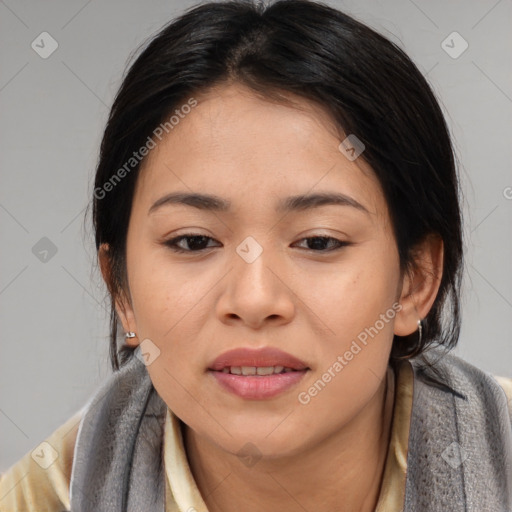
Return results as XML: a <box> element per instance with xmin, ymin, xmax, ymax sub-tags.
<box><xmin>209</xmin><ymin>369</ymin><xmax>308</xmax><ymax>399</ymax></box>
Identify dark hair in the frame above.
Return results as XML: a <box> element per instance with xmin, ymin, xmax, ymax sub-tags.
<box><xmin>91</xmin><ymin>0</ymin><xmax>463</xmax><ymax>371</ymax></box>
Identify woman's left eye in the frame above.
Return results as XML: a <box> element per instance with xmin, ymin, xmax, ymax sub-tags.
<box><xmin>163</xmin><ymin>234</ymin><xmax>348</xmax><ymax>253</ymax></box>
<box><xmin>292</xmin><ymin>236</ymin><xmax>349</xmax><ymax>252</ymax></box>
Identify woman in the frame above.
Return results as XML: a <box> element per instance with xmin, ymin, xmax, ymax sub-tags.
<box><xmin>1</xmin><ymin>0</ymin><xmax>511</xmax><ymax>510</ymax></box>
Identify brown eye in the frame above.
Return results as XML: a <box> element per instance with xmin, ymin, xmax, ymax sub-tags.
<box><xmin>293</xmin><ymin>236</ymin><xmax>349</xmax><ymax>252</ymax></box>
<box><xmin>164</xmin><ymin>234</ymin><xmax>220</xmax><ymax>253</ymax></box>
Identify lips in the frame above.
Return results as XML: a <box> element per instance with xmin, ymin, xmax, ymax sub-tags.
<box><xmin>208</xmin><ymin>347</ymin><xmax>309</xmax><ymax>372</ymax></box>
<box><xmin>207</xmin><ymin>347</ymin><xmax>310</xmax><ymax>400</ymax></box>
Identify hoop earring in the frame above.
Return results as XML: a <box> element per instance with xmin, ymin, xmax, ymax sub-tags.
<box><xmin>417</xmin><ymin>319</ymin><xmax>422</xmax><ymax>346</ymax></box>
<box><xmin>125</xmin><ymin>331</ymin><xmax>136</xmax><ymax>339</ymax></box>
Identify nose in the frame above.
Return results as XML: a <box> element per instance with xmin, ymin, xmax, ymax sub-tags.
<box><xmin>215</xmin><ymin>240</ymin><xmax>296</xmax><ymax>329</ymax></box>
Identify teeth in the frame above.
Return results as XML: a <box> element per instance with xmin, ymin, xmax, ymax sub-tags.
<box><xmin>256</xmin><ymin>365</ymin><xmax>285</xmax><ymax>375</ymax></box>
<box><xmin>256</xmin><ymin>366</ymin><xmax>274</xmax><ymax>376</ymax></box>
<box><xmin>221</xmin><ymin>365</ymin><xmax>293</xmax><ymax>375</ymax></box>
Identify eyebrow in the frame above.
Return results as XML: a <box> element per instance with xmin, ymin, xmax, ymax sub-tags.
<box><xmin>148</xmin><ymin>191</ymin><xmax>370</xmax><ymax>215</ymax></box>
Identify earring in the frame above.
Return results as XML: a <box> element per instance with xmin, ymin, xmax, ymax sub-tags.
<box><xmin>417</xmin><ymin>319</ymin><xmax>422</xmax><ymax>346</ymax></box>
<box><xmin>125</xmin><ymin>331</ymin><xmax>136</xmax><ymax>339</ymax></box>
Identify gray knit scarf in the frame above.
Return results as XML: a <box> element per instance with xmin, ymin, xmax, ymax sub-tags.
<box><xmin>69</xmin><ymin>349</ymin><xmax>512</xmax><ymax>511</ymax></box>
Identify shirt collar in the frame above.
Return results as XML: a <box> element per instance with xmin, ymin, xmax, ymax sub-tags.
<box><xmin>163</xmin><ymin>360</ymin><xmax>413</xmax><ymax>512</ymax></box>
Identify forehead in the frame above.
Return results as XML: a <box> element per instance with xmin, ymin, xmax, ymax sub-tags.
<box><xmin>134</xmin><ymin>83</ymin><xmax>387</xmax><ymax>220</ymax></box>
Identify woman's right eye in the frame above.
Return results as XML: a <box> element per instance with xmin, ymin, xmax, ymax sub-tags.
<box><xmin>163</xmin><ymin>234</ymin><xmax>221</xmax><ymax>253</ymax></box>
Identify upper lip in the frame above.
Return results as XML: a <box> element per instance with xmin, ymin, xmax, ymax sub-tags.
<box><xmin>208</xmin><ymin>347</ymin><xmax>309</xmax><ymax>371</ymax></box>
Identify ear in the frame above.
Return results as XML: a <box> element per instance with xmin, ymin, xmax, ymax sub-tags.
<box><xmin>394</xmin><ymin>234</ymin><xmax>444</xmax><ymax>336</ymax></box>
<box><xmin>98</xmin><ymin>243</ymin><xmax>140</xmax><ymax>347</ymax></box>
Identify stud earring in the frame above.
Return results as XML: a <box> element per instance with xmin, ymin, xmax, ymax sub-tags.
<box><xmin>125</xmin><ymin>332</ymin><xmax>136</xmax><ymax>339</ymax></box>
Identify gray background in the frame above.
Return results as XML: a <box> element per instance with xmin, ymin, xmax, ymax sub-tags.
<box><xmin>1</xmin><ymin>0</ymin><xmax>511</xmax><ymax>472</ymax></box>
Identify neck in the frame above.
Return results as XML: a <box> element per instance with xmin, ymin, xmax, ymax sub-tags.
<box><xmin>183</xmin><ymin>366</ymin><xmax>395</xmax><ymax>512</ymax></box>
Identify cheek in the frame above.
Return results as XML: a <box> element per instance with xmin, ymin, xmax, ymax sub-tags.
<box><xmin>126</xmin><ymin>247</ymin><xmax>221</xmax><ymax>404</ymax></box>
<box><xmin>304</xmin><ymin>244</ymin><xmax>400</xmax><ymax>338</ymax></box>
<box><xmin>291</xmin><ymin>269</ymin><xmax>399</xmax><ymax>439</ymax></box>
<box><xmin>128</xmin><ymin>244</ymin><xmax>207</xmax><ymax>335</ymax></box>
<box><xmin>304</xmin><ymin>242</ymin><xmax>399</xmax><ymax>396</ymax></box>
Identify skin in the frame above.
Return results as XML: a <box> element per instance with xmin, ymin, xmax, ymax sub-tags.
<box><xmin>100</xmin><ymin>82</ymin><xmax>443</xmax><ymax>512</ymax></box>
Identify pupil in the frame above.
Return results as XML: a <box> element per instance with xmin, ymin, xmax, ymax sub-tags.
<box><xmin>309</xmin><ymin>237</ymin><xmax>328</xmax><ymax>250</ymax></box>
<box><xmin>189</xmin><ymin>236</ymin><xmax>208</xmax><ymax>250</ymax></box>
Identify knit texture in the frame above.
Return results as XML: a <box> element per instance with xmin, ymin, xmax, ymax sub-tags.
<box><xmin>69</xmin><ymin>349</ymin><xmax>512</xmax><ymax>511</ymax></box>
<box><xmin>70</xmin><ymin>355</ymin><xmax>167</xmax><ymax>511</ymax></box>
<box><xmin>405</xmin><ymin>349</ymin><xmax>512</xmax><ymax>511</ymax></box>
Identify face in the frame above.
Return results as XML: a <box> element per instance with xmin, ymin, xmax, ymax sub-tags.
<box><xmin>114</xmin><ymin>82</ymin><xmax>406</xmax><ymax>458</ymax></box>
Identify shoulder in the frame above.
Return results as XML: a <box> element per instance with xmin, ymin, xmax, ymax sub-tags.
<box><xmin>0</xmin><ymin>408</ymin><xmax>83</xmax><ymax>512</ymax></box>
<box><xmin>404</xmin><ymin>349</ymin><xmax>512</xmax><ymax>509</ymax></box>
<box><xmin>493</xmin><ymin>375</ymin><xmax>512</xmax><ymax>419</ymax></box>
<box><xmin>411</xmin><ymin>348</ymin><xmax>512</xmax><ymax>422</ymax></box>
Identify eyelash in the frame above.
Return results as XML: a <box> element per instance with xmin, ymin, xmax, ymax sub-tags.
<box><xmin>163</xmin><ymin>233</ymin><xmax>350</xmax><ymax>254</ymax></box>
